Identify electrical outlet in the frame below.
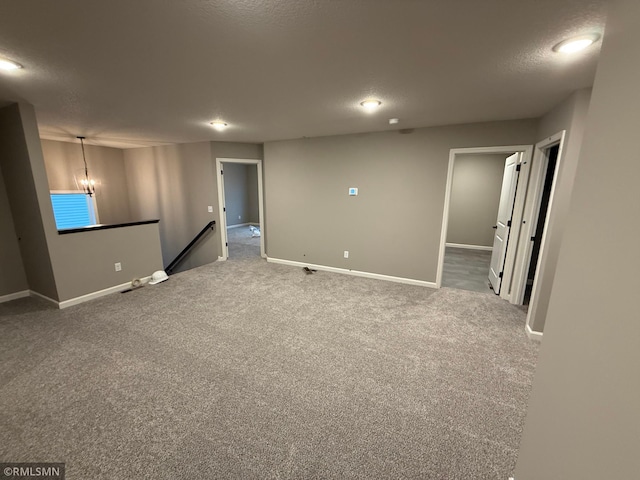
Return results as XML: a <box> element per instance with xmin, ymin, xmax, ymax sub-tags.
<box><xmin>207</xmin><ymin>206</ymin><xmax>213</xmax><ymax>212</ymax></box>
<box><xmin>114</xmin><ymin>262</ymin><xmax>122</xmax><ymax>272</ymax></box>
<box><xmin>344</xmin><ymin>251</ymin><xmax>349</xmax><ymax>258</ymax></box>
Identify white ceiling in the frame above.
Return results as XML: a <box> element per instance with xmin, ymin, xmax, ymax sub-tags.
<box><xmin>0</xmin><ymin>0</ymin><xmax>608</xmax><ymax>148</ymax></box>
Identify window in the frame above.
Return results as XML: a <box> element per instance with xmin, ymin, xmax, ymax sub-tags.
<box><xmin>50</xmin><ymin>192</ymin><xmax>98</xmax><ymax>230</ymax></box>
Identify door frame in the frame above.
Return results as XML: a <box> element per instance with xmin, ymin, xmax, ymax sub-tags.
<box><xmin>436</xmin><ymin>144</ymin><xmax>534</xmax><ymax>303</ymax></box>
<box><xmin>215</xmin><ymin>157</ymin><xmax>266</xmax><ymax>260</ymax></box>
<box><xmin>514</xmin><ymin>132</ymin><xmax>565</xmax><ymax>336</ymax></box>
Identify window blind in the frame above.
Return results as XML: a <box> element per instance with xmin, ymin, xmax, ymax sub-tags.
<box><xmin>50</xmin><ymin>193</ymin><xmax>97</xmax><ymax>229</ymax></box>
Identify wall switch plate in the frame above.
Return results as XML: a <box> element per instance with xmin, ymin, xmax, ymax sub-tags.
<box><xmin>207</xmin><ymin>206</ymin><xmax>213</xmax><ymax>212</ymax></box>
<box><xmin>344</xmin><ymin>251</ymin><xmax>349</xmax><ymax>258</ymax></box>
<box><xmin>115</xmin><ymin>262</ymin><xmax>122</xmax><ymax>272</ymax></box>
<box><xmin>348</xmin><ymin>187</ymin><xmax>358</xmax><ymax>196</ymax></box>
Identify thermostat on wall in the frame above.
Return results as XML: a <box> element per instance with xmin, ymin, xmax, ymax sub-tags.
<box><xmin>348</xmin><ymin>187</ymin><xmax>358</xmax><ymax>196</ymax></box>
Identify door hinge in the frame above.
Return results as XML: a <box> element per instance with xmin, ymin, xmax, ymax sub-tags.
<box><xmin>507</xmin><ymin>220</ymin><xmax>512</xmax><ymax>227</ymax></box>
<box><xmin>516</xmin><ymin>164</ymin><xmax>521</xmax><ymax>172</ymax></box>
<box><xmin>225</xmin><ymin>242</ymin><xmax>228</xmax><ymax>247</ymax></box>
<box><xmin>223</xmin><ymin>207</ymin><xmax>226</xmax><ymax>212</ymax></box>
<box><xmin>221</xmin><ymin>170</ymin><xmax>224</xmax><ymax>175</ymax></box>
<box><xmin>531</xmin><ymin>236</ymin><xmax>535</xmax><ymax>241</ymax></box>
<box><xmin>499</xmin><ymin>271</ymin><xmax>504</xmax><ymax>278</ymax></box>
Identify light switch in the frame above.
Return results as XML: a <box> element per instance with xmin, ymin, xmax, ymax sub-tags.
<box><xmin>207</xmin><ymin>206</ymin><xmax>213</xmax><ymax>212</ymax></box>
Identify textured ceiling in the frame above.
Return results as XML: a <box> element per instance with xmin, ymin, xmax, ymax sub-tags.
<box><xmin>0</xmin><ymin>0</ymin><xmax>608</xmax><ymax>148</ymax></box>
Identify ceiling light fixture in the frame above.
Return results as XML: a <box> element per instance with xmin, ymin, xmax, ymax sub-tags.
<box><xmin>75</xmin><ymin>136</ymin><xmax>96</xmax><ymax>197</ymax></box>
<box><xmin>360</xmin><ymin>99</ymin><xmax>382</xmax><ymax>111</ymax></box>
<box><xmin>0</xmin><ymin>57</ymin><xmax>23</xmax><ymax>71</ymax></box>
<box><xmin>210</xmin><ymin>121</ymin><xmax>228</xmax><ymax>131</ymax></box>
<box><xmin>553</xmin><ymin>34</ymin><xmax>600</xmax><ymax>54</ymax></box>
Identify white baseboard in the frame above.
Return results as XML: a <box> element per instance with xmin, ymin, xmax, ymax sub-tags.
<box><xmin>227</xmin><ymin>222</ymin><xmax>260</xmax><ymax>230</ymax></box>
<box><xmin>0</xmin><ymin>290</ymin><xmax>30</xmax><ymax>304</ymax></box>
<box><xmin>526</xmin><ymin>323</ymin><xmax>543</xmax><ymax>340</ymax></box>
<box><xmin>4</xmin><ymin>277</ymin><xmax>154</xmax><ymax>309</ymax></box>
<box><xmin>446</xmin><ymin>242</ymin><xmax>493</xmax><ymax>251</ymax></box>
<box><xmin>29</xmin><ymin>290</ymin><xmax>59</xmax><ymax>306</ymax></box>
<box><xmin>266</xmin><ymin>257</ymin><xmax>437</xmax><ymax>288</ymax></box>
<box><xmin>56</xmin><ymin>275</ymin><xmax>152</xmax><ymax>309</ymax></box>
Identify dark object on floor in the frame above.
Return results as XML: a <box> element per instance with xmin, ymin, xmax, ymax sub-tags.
<box><xmin>303</xmin><ymin>267</ymin><xmax>317</xmax><ymax>274</ymax></box>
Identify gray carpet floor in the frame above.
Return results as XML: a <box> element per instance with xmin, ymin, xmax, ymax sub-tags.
<box><xmin>0</xmin><ymin>236</ymin><xmax>538</xmax><ymax>479</ymax></box>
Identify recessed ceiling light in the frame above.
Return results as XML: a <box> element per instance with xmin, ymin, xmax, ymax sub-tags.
<box><xmin>553</xmin><ymin>34</ymin><xmax>600</xmax><ymax>54</ymax></box>
<box><xmin>0</xmin><ymin>57</ymin><xmax>23</xmax><ymax>71</ymax></box>
<box><xmin>360</xmin><ymin>99</ymin><xmax>382</xmax><ymax>111</ymax></box>
<box><xmin>389</xmin><ymin>118</ymin><xmax>399</xmax><ymax>125</ymax></box>
<box><xmin>210</xmin><ymin>121</ymin><xmax>228</xmax><ymax>131</ymax></box>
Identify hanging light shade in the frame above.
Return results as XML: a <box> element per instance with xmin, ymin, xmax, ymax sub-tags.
<box><xmin>75</xmin><ymin>136</ymin><xmax>96</xmax><ymax>196</ymax></box>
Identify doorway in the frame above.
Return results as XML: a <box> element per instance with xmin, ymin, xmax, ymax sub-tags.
<box><xmin>509</xmin><ymin>131</ymin><xmax>566</xmax><ymax>317</ymax></box>
<box><xmin>523</xmin><ymin>144</ymin><xmax>559</xmax><ymax>305</ymax></box>
<box><xmin>215</xmin><ymin>158</ymin><xmax>266</xmax><ymax>260</ymax></box>
<box><xmin>441</xmin><ymin>152</ymin><xmax>515</xmax><ymax>294</ymax></box>
<box><xmin>437</xmin><ymin>145</ymin><xmax>534</xmax><ymax>302</ymax></box>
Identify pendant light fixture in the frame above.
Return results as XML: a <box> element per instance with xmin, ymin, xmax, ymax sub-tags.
<box><xmin>76</xmin><ymin>136</ymin><xmax>96</xmax><ymax>196</ymax></box>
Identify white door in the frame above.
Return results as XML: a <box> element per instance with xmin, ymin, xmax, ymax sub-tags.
<box><xmin>488</xmin><ymin>153</ymin><xmax>521</xmax><ymax>293</ymax></box>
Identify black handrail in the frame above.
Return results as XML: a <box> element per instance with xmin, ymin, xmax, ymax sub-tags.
<box><xmin>166</xmin><ymin>221</ymin><xmax>216</xmax><ymax>274</ymax></box>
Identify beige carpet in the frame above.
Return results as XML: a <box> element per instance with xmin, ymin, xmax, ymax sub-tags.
<box><xmin>0</xmin><ymin>240</ymin><xmax>538</xmax><ymax>479</ymax></box>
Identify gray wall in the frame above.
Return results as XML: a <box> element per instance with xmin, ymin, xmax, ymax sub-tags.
<box><xmin>41</xmin><ymin>139</ymin><xmax>133</xmax><ymax>224</ymax></box>
<box><xmin>447</xmin><ymin>153</ymin><xmax>507</xmax><ymax>247</ymax></box>
<box><xmin>53</xmin><ymin>224</ymin><xmax>163</xmax><ymax>301</ymax></box>
<box><xmin>124</xmin><ymin>142</ymin><xmax>217</xmax><ymax>272</ymax></box>
<box><xmin>515</xmin><ymin>1</ymin><xmax>640</xmax><ymax>477</ymax></box>
<box><xmin>223</xmin><ymin>163</ymin><xmax>256</xmax><ymax>226</ymax></box>
<box><xmin>0</xmin><ymin>164</ymin><xmax>29</xmax><ymax>297</ymax></box>
<box><xmin>527</xmin><ymin>88</ymin><xmax>592</xmax><ymax>332</ymax></box>
<box><xmin>0</xmin><ymin>103</ymin><xmax>58</xmax><ymax>300</ymax></box>
<box><xmin>263</xmin><ymin>119</ymin><xmax>537</xmax><ymax>282</ymax></box>
<box><xmin>124</xmin><ymin>141</ymin><xmax>262</xmax><ymax>272</ymax></box>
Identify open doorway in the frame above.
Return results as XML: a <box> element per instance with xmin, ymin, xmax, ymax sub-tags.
<box><xmin>523</xmin><ymin>144</ymin><xmax>559</xmax><ymax>305</ymax></box>
<box><xmin>509</xmin><ymin>131</ymin><xmax>566</xmax><ymax>317</ymax></box>
<box><xmin>437</xmin><ymin>145</ymin><xmax>534</xmax><ymax>302</ymax></box>
<box><xmin>215</xmin><ymin>158</ymin><xmax>265</xmax><ymax>261</ymax></box>
<box><xmin>441</xmin><ymin>152</ymin><xmax>514</xmax><ymax>294</ymax></box>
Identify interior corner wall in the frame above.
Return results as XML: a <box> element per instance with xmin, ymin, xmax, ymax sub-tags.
<box><xmin>0</xmin><ymin>103</ymin><xmax>58</xmax><ymax>300</ymax></box>
<box><xmin>263</xmin><ymin>119</ymin><xmax>538</xmax><ymax>282</ymax></box>
<box><xmin>527</xmin><ymin>87</ymin><xmax>592</xmax><ymax>333</ymax></box>
<box><xmin>123</xmin><ymin>141</ymin><xmax>262</xmax><ymax>273</ymax></box>
<box><xmin>41</xmin><ymin>139</ymin><xmax>133</xmax><ymax>224</ymax></box>
<box><xmin>447</xmin><ymin>153</ymin><xmax>508</xmax><ymax>247</ymax></box>
<box><xmin>123</xmin><ymin>142</ymin><xmax>218</xmax><ymax>272</ymax></box>
<box><xmin>0</xmin><ymin>164</ymin><xmax>29</xmax><ymax>297</ymax></box>
<box><xmin>515</xmin><ymin>0</ymin><xmax>640</xmax><ymax>477</ymax></box>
